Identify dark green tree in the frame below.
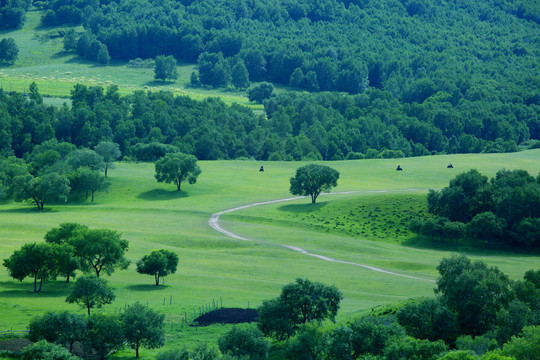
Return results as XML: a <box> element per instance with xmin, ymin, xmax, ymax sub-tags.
<box><xmin>231</xmin><ymin>61</ymin><xmax>250</xmax><ymax>89</ymax></box>
<box><xmin>154</xmin><ymin>152</ymin><xmax>201</xmax><ymax>191</ymax></box>
<box><xmin>247</xmin><ymin>82</ymin><xmax>274</xmax><ymax>104</ymax></box>
<box><xmin>29</xmin><ymin>311</ymin><xmax>86</xmax><ymax>353</ymax></box>
<box><xmin>0</xmin><ymin>38</ymin><xmax>19</xmax><ymax>64</ymax></box>
<box><xmin>3</xmin><ymin>242</ymin><xmax>56</xmax><ymax>292</ymax></box>
<box><xmin>70</xmin><ymin>228</ymin><xmax>129</xmax><ymax>277</ymax></box>
<box><xmin>136</xmin><ymin>249</ymin><xmax>179</xmax><ymax>286</ymax></box>
<box><xmin>154</xmin><ymin>55</ymin><xmax>178</xmax><ymax>81</ymax></box>
<box><xmin>218</xmin><ymin>325</ymin><xmax>268</xmax><ymax>360</ymax></box>
<box><xmin>85</xmin><ymin>313</ymin><xmax>125</xmax><ymax>360</ymax></box>
<box><xmin>66</xmin><ymin>275</ymin><xmax>115</xmax><ymax>315</ymax></box>
<box><xmin>12</xmin><ymin>172</ymin><xmax>70</xmax><ymax>210</ymax></box>
<box><xmin>77</xmin><ymin>167</ymin><xmax>110</xmax><ymax>202</ymax></box>
<box><xmin>121</xmin><ymin>302</ymin><xmax>165</xmax><ymax>358</ymax></box>
<box><xmin>289</xmin><ymin>164</ymin><xmax>340</xmax><ymax>203</ymax></box>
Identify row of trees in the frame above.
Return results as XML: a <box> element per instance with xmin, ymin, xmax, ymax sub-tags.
<box><xmin>27</xmin><ymin>302</ymin><xmax>164</xmax><ymax>359</ymax></box>
<box><xmin>0</xmin><ymin>139</ymin><xmax>120</xmax><ymax>209</ymax></box>
<box><xmin>3</xmin><ymin>84</ymin><xmax>537</xmax><ymax>164</ymax></box>
<box><xmin>3</xmin><ymin>222</ymin><xmax>180</xmax><ymax>292</ymax></box>
<box><xmin>422</xmin><ymin>169</ymin><xmax>540</xmax><ymax>248</ymax></box>
<box><xmin>0</xmin><ymin>0</ymin><xmax>29</xmax><ymax>29</ymax></box>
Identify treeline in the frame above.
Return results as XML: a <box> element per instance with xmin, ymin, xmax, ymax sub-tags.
<box><xmin>1</xmin><ymin>85</ymin><xmax>539</xmax><ymax>164</ymax></box>
<box><xmin>41</xmin><ymin>0</ymin><xmax>539</xmax><ymax>123</ymax></box>
<box><xmin>0</xmin><ymin>0</ymin><xmax>30</xmax><ymax>29</ymax></box>
<box><xmin>411</xmin><ymin>169</ymin><xmax>540</xmax><ymax>249</ymax></box>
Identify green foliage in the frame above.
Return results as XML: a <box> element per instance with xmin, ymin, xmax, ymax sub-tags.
<box><xmin>502</xmin><ymin>325</ymin><xmax>540</xmax><ymax>360</ymax></box>
<box><xmin>154</xmin><ymin>152</ymin><xmax>201</xmax><ymax>191</ymax></box>
<box><xmin>65</xmin><ymin>275</ymin><xmax>115</xmax><ymax>315</ymax></box>
<box><xmin>435</xmin><ymin>255</ymin><xmax>513</xmax><ymax>336</ymax></box>
<box><xmin>247</xmin><ymin>83</ymin><xmax>274</xmax><ymax>104</ymax></box>
<box><xmin>20</xmin><ymin>340</ymin><xmax>81</xmax><ymax>360</ymax></box>
<box><xmin>456</xmin><ymin>335</ymin><xmax>499</xmax><ymax>356</ymax></box>
<box><xmin>70</xmin><ymin>228</ymin><xmax>129</xmax><ymax>277</ymax></box>
<box><xmin>326</xmin><ymin>325</ymin><xmax>355</xmax><ymax>360</ymax></box>
<box><xmin>155</xmin><ymin>55</ymin><xmax>179</xmax><ymax>82</ymax></box>
<box><xmin>289</xmin><ymin>164</ymin><xmax>340</xmax><ymax>203</ymax></box>
<box><xmin>94</xmin><ymin>141</ymin><xmax>121</xmax><ymax>177</ymax></box>
<box><xmin>29</xmin><ymin>311</ymin><xmax>86</xmax><ymax>353</ymax></box>
<box><xmin>258</xmin><ymin>278</ymin><xmax>342</xmax><ymax>340</ymax></box>
<box><xmin>3</xmin><ymin>242</ymin><xmax>57</xmax><ymax>292</ymax></box>
<box><xmin>121</xmin><ymin>302</ymin><xmax>165</xmax><ymax>358</ymax></box>
<box><xmin>349</xmin><ymin>316</ymin><xmax>406</xmax><ymax>357</ymax></box>
<box><xmin>0</xmin><ymin>38</ymin><xmax>19</xmax><ymax>64</ymax></box>
<box><xmin>383</xmin><ymin>336</ymin><xmax>448</xmax><ymax>360</ymax></box>
<box><xmin>286</xmin><ymin>322</ymin><xmax>326</xmax><ymax>360</ymax></box>
<box><xmin>218</xmin><ymin>325</ymin><xmax>268</xmax><ymax>360</ymax></box>
<box><xmin>396</xmin><ymin>298</ymin><xmax>458</xmax><ymax>343</ymax></box>
<box><xmin>12</xmin><ymin>172</ymin><xmax>70</xmax><ymax>210</ymax></box>
<box><xmin>84</xmin><ymin>313</ymin><xmax>125</xmax><ymax>360</ymax></box>
<box><xmin>136</xmin><ymin>249</ymin><xmax>179</xmax><ymax>286</ymax></box>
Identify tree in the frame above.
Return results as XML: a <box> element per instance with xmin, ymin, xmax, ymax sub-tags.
<box><xmin>154</xmin><ymin>55</ymin><xmax>178</xmax><ymax>81</ymax></box>
<box><xmin>29</xmin><ymin>311</ymin><xmax>86</xmax><ymax>353</ymax></box>
<box><xmin>77</xmin><ymin>167</ymin><xmax>110</xmax><ymax>202</ymax></box>
<box><xmin>51</xmin><ymin>243</ymin><xmax>79</xmax><ymax>283</ymax></box>
<box><xmin>502</xmin><ymin>325</ymin><xmax>540</xmax><ymax>360</ymax></box>
<box><xmin>218</xmin><ymin>326</ymin><xmax>268</xmax><ymax>360</ymax></box>
<box><xmin>258</xmin><ymin>278</ymin><xmax>342</xmax><ymax>339</ymax></box>
<box><xmin>247</xmin><ymin>82</ymin><xmax>274</xmax><ymax>103</ymax></box>
<box><xmin>66</xmin><ymin>275</ymin><xmax>115</xmax><ymax>315</ymax></box>
<box><xmin>467</xmin><ymin>212</ymin><xmax>506</xmax><ymax>249</ymax></box>
<box><xmin>85</xmin><ymin>313</ymin><xmax>125</xmax><ymax>360</ymax></box>
<box><xmin>97</xmin><ymin>44</ymin><xmax>110</xmax><ymax>65</ymax></box>
<box><xmin>286</xmin><ymin>322</ymin><xmax>326</xmax><ymax>360</ymax></box>
<box><xmin>0</xmin><ymin>38</ymin><xmax>19</xmax><ymax>64</ymax></box>
<box><xmin>289</xmin><ymin>164</ymin><xmax>340</xmax><ymax>203</ymax></box>
<box><xmin>154</xmin><ymin>152</ymin><xmax>201</xmax><ymax>191</ymax></box>
<box><xmin>95</xmin><ymin>141</ymin><xmax>121</xmax><ymax>177</ymax></box>
<box><xmin>12</xmin><ymin>172</ymin><xmax>70</xmax><ymax>210</ymax></box>
<box><xmin>121</xmin><ymin>302</ymin><xmax>165</xmax><ymax>358</ymax></box>
<box><xmin>136</xmin><ymin>249</ymin><xmax>179</xmax><ymax>286</ymax></box>
<box><xmin>3</xmin><ymin>243</ymin><xmax>56</xmax><ymax>292</ymax></box>
<box><xmin>435</xmin><ymin>255</ymin><xmax>513</xmax><ymax>336</ymax></box>
<box><xmin>66</xmin><ymin>149</ymin><xmax>105</xmax><ymax>172</ymax></box>
<box><xmin>70</xmin><ymin>228</ymin><xmax>129</xmax><ymax>277</ymax></box>
<box><xmin>231</xmin><ymin>61</ymin><xmax>250</xmax><ymax>89</ymax></box>
<box><xmin>63</xmin><ymin>29</ymin><xmax>78</xmax><ymax>51</ymax></box>
<box><xmin>29</xmin><ymin>82</ymin><xmax>43</xmax><ymax>104</ymax></box>
<box><xmin>21</xmin><ymin>340</ymin><xmax>81</xmax><ymax>360</ymax></box>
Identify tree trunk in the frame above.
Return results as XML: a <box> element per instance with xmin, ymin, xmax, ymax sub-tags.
<box><xmin>87</xmin><ymin>306</ymin><xmax>91</xmax><ymax>316</ymax></box>
<box><xmin>155</xmin><ymin>274</ymin><xmax>160</xmax><ymax>286</ymax></box>
<box><xmin>38</xmin><ymin>278</ymin><xmax>43</xmax><ymax>292</ymax></box>
<box><xmin>34</xmin><ymin>273</ymin><xmax>38</xmax><ymax>292</ymax></box>
<box><xmin>104</xmin><ymin>165</ymin><xmax>108</xmax><ymax>178</ymax></box>
<box><xmin>91</xmin><ymin>190</ymin><xmax>95</xmax><ymax>202</ymax></box>
<box><xmin>177</xmin><ymin>180</ymin><xmax>181</xmax><ymax>191</ymax></box>
<box><xmin>136</xmin><ymin>342</ymin><xmax>139</xmax><ymax>358</ymax></box>
<box><xmin>66</xmin><ymin>274</ymin><xmax>70</xmax><ymax>283</ymax></box>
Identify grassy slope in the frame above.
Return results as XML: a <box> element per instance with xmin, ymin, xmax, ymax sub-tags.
<box><xmin>0</xmin><ymin>9</ymin><xmax>261</xmax><ymax>109</ymax></box>
<box><xmin>0</xmin><ymin>150</ymin><xmax>539</xmax><ymax>358</ymax></box>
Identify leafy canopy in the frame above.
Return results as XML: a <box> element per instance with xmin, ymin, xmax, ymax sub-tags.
<box><xmin>289</xmin><ymin>164</ymin><xmax>340</xmax><ymax>203</ymax></box>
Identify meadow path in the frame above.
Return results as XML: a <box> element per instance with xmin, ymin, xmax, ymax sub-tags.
<box><xmin>208</xmin><ymin>190</ymin><xmax>435</xmax><ymax>283</ymax></box>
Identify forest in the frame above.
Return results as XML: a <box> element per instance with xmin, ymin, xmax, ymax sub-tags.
<box><xmin>1</xmin><ymin>84</ymin><xmax>539</xmax><ymax>162</ymax></box>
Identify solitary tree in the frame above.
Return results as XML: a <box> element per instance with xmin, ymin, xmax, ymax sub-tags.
<box><xmin>136</xmin><ymin>249</ymin><xmax>179</xmax><ymax>286</ymax></box>
<box><xmin>66</xmin><ymin>275</ymin><xmax>115</xmax><ymax>315</ymax></box>
<box><xmin>3</xmin><ymin>243</ymin><xmax>56</xmax><ymax>292</ymax></box>
<box><xmin>121</xmin><ymin>302</ymin><xmax>165</xmax><ymax>358</ymax></box>
<box><xmin>70</xmin><ymin>228</ymin><xmax>130</xmax><ymax>277</ymax></box>
<box><xmin>85</xmin><ymin>313</ymin><xmax>125</xmax><ymax>360</ymax></box>
<box><xmin>0</xmin><ymin>38</ymin><xmax>19</xmax><ymax>64</ymax></box>
<box><xmin>289</xmin><ymin>164</ymin><xmax>340</xmax><ymax>203</ymax></box>
<box><xmin>154</xmin><ymin>55</ymin><xmax>178</xmax><ymax>81</ymax></box>
<box><xmin>94</xmin><ymin>141</ymin><xmax>121</xmax><ymax>177</ymax></box>
<box><xmin>154</xmin><ymin>152</ymin><xmax>201</xmax><ymax>191</ymax></box>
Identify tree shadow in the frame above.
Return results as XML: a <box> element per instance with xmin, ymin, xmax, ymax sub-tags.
<box><xmin>143</xmin><ymin>80</ymin><xmax>176</xmax><ymax>87</ymax></box>
<box><xmin>51</xmin><ymin>50</ymin><xmax>73</xmax><ymax>59</ymax></box>
<box><xmin>0</xmin><ymin>206</ymin><xmax>51</xmax><ymax>214</ymax></box>
<box><xmin>137</xmin><ymin>188</ymin><xmax>188</xmax><ymax>201</ymax></box>
<box><xmin>125</xmin><ymin>284</ymin><xmax>170</xmax><ymax>291</ymax></box>
<box><xmin>0</xmin><ymin>281</ymin><xmax>72</xmax><ymax>298</ymax></box>
<box><xmin>277</xmin><ymin>201</ymin><xmax>328</xmax><ymax>214</ymax></box>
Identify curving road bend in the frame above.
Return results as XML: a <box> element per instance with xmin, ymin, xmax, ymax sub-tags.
<box><xmin>208</xmin><ymin>190</ymin><xmax>435</xmax><ymax>283</ymax></box>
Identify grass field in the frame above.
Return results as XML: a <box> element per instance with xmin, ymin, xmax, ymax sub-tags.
<box><xmin>0</xmin><ymin>150</ymin><xmax>539</xmax><ymax>358</ymax></box>
<box><xmin>0</xmin><ymin>9</ymin><xmax>263</xmax><ymax>110</ymax></box>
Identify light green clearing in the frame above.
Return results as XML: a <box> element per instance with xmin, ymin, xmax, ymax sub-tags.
<box><xmin>0</xmin><ymin>9</ymin><xmax>263</xmax><ymax>109</ymax></box>
<box><xmin>0</xmin><ymin>150</ymin><xmax>539</xmax><ymax>358</ymax></box>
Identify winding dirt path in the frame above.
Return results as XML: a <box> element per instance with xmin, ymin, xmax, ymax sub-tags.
<box><xmin>208</xmin><ymin>190</ymin><xmax>435</xmax><ymax>283</ymax></box>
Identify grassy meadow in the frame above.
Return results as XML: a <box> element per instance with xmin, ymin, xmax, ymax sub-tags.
<box><xmin>0</xmin><ymin>150</ymin><xmax>539</xmax><ymax>358</ymax></box>
<box><xmin>0</xmin><ymin>9</ymin><xmax>262</xmax><ymax>109</ymax></box>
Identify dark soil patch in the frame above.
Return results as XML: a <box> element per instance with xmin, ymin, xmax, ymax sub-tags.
<box><xmin>192</xmin><ymin>308</ymin><xmax>258</xmax><ymax>327</ymax></box>
<box><xmin>0</xmin><ymin>338</ymin><xmax>32</xmax><ymax>353</ymax></box>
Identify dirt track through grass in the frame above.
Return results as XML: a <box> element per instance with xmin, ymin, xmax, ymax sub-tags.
<box><xmin>208</xmin><ymin>190</ymin><xmax>435</xmax><ymax>282</ymax></box>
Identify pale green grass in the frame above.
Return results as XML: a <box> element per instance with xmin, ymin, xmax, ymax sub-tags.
<box><xmin>0</xmin><ymin>150</ymin><xmax>539</xmax><ymax>358</ymax></box>
<box><xmin>0</xmin><ymin>10</ymin><xmax>261</xmax><ymax>109</ymax></box>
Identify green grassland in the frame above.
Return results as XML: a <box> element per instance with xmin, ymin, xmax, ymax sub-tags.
<box><xmin>0</xmin><ymin>9</ymin><xmax>262</xmax><ymax>109</ymax></box>
<box><xmin>1</xmin><ymin>150</ymin><xmax>540</xmax><ymax>358</ymax></box>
